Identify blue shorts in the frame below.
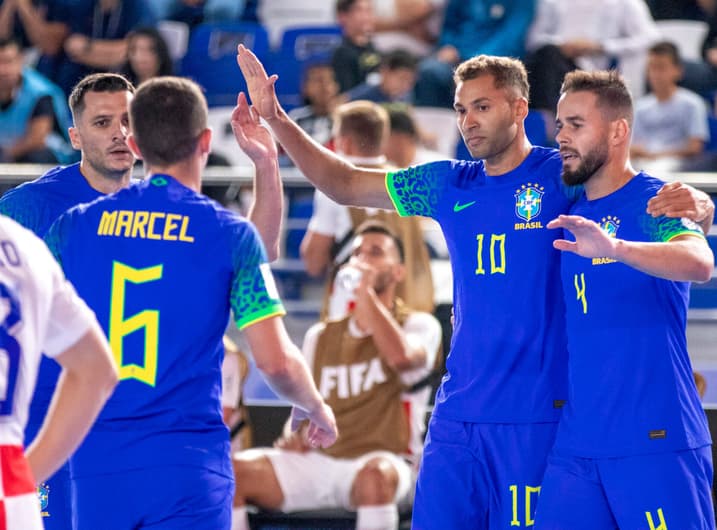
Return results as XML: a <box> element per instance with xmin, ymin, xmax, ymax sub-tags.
<box><xmin>26</xmin><ymin>421</ymin><xmax>72</xmax><ymax>530</ymax></box>
<box><xmin>72</xmin><ymin>466</ymin><xmax>234</xmax><ymax>530</ymax></box>
<box><xmin>411</xmin><ymin>417</ymin><xmax>558</xmax><ymax>530</ymax></box>
<box><xmin>535</xmin><ymin>446</ymin><xmax>715</xmax><ymax>529</ymax></box>
<box><xmin>35</xmin><ymin>463</ymin><xmax>71</xmax><ymax>530</ymax></box>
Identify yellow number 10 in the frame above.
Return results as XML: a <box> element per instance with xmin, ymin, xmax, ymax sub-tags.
<box><xmin>476</xmin><ymin>233</ymin><xmax>506</xmax><ymax>275</ymax></box>
<box><xmin>109</xmin><ymin>261</ymin><xmax>163</xmax><ymax>387</ymax></box>
<box><xmin>510</xmin><ymin>484</ymin><xmax>541</xmax><ymax>527</ymax></box>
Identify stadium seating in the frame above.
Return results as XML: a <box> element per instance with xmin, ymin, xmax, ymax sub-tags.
<box><xmin>272</xmin><ymin>25</ymin><xmax>343</xmax><ymax>110</ymax></box>
<box><xmin>181</xmin><ymin>22</ymin><xmax>270</xmax><ymax>107</ymax></box>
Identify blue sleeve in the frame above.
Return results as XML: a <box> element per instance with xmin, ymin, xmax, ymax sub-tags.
<box><xmin>43</xmin><ymin>211</ymin><xmax>73</xmax><ymax>267</ymax></box>
<box><xmin>386</xmin><ymin>161</ymin><xmax>450</xmax><ymax>219</ymax></box>
<box><xmin>228</xmin><ymin>220</ymin><xmax>285</xmax><ymax>329</ymax></box>
<box><xmin>0</xmin><ymin>187</ymin><xmax>43</xmax><ymax>235</ymax></box>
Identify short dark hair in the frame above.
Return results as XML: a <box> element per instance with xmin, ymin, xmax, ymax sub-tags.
<box><xmin>336</xmin><ymin>0</ymin><xmax>359</xmax><ymax>14</ymax></box>
<box><xmin>354</xmin><ymin>220</ymin><xmax>405</xmax><ymax>262</ymax></box>
<box><xmin>385</xmin><ymin>104</ymin><xmax>418</xmax><ymax>139</ymax></box>
<box><xmin>454</xmin><ymin>55</ymin><xmax>529</xmax><ymax>100</ymax></box>
<box><xmin>334</xmin><ymin>100</ymin><xmax>388</xmax><ymax>155</ymax></box>
<box><xmin>129</xmin><ymin>76</ymin><xmax>207</xmax><ymax>166</ymax></box>
<box><xmin>560</xmin><ymin>70</ymin><xmax>633</xmax><ymax>125</ymax></box>
<box><xmin>649</xmin><ymin>40</ymin><xmax>682</xmax><ymax>66</ymax></box>
<box><xmin>69</xmin><ymin>73</ymin><xmax>135</xmax><ymax>120</ymax></box>
<box><xmin>381</xmin><ymin>49</ymin><xmax>417</xmax><ymax>71</ymax></box>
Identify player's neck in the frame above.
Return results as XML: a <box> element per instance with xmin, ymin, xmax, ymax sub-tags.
<box><xmin>483</xmin><ymin>133</ymin><xmax>532</xmax><ymax>176</ymax></box>
<box><xmin>80</xmin><ymin>162</ymin><xmax>131</xmax><ymax>195</ymax></box>
<box><xmin>583</xmin><ymin>158</ymin><xmax>636</xmax><ymax>200</ymax></box>
<box><xmin>145</xmin><ymin>158</ymin><xmax>203</xmax><ymax>192</ymax></box>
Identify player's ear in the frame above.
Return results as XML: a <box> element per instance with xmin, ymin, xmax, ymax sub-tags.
<box><xmin>69</xmin><ymin>127</ymin><xmax>81</xmax><ymax>150</ymax></box>
<box><xmin>126</xmin><ymin>134</ymin><xmax>143</xmax><ymax>160</ymax></box>
<box><xmin>611</xmin><ymin>118</ymin><xmax>630</xmax><ymax>146</ymax></box>
<box><xmin>198</xmin><ymin>128</ymin><xmax>212</xmax><ymax>156</ymax></box>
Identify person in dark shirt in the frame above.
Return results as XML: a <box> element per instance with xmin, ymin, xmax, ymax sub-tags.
<box><xmin>331</xmin><ymin>0</ymin><xmax>381</xmax><ymax>94</ymax></box>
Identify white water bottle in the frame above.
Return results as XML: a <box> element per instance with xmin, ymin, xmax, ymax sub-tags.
<box><xmin>328</xmin><ymin>266</ymin><xmax>363</xmax><ymax>320</ymax></box>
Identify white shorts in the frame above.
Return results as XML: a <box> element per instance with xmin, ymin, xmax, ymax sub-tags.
<box><xmin>244</xmin><ymin>448</ymin><xmax>414</xmax><ymax>512</ymax></box>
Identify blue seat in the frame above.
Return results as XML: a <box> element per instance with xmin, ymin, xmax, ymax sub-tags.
<box><xmin>181</xmin><ymin>22</ymin><xmax>270</xmax><ymax>107</ymax></box>
<box><xmin>272</xmin><ymin>25</ymin><xmax>342</xmax><ymax>109</ymax></box>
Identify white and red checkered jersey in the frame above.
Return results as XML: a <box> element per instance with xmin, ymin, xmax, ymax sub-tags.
<box><xmin>0</xmin><ymin>215</ymin><xmax>96</xmax><ymax>447</ymax></box>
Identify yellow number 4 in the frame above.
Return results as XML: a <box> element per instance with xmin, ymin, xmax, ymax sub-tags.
<box><xmin>646</xmin><ymin>508</ymin><xmax>667</xmax><ymax>530</ymax></box>
<box><xmin>109</xmin><ymin>261</ymin><xmax>163</xmax><ymax>387</ymax></box>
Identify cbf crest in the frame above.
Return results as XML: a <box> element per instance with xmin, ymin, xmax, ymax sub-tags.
<box><xmin>600</xmin><ymin>215</ymin><xmax>620</xmax><ymax>237</ymax></box>
<box><xmin>37</xmin><ymin>482</ymin><xmax>50</xmax><ymax>516</ymax></box>
<box><xmin>515</xmin><ymin>183</ymin><xmax>544</xmax><ymax>221</ymax></box>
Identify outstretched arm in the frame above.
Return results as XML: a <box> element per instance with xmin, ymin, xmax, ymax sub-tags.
<box><xmin>235</xmin><ymin>44</ymin><xmax>393</xmax><ymax>209</ymax></box>
<box><xmin>548</xmin><ymin>214</ymin><xmax>714</xmax><ymax>282</ymax></box>
<box><xmin>231</xmin><ymin>92</ymin><xmax>283</xmax><ymax>261</ymax></box>
<box><xmin>647</xmin><ymin>181</ymin><xmax>715</xmax><ymax>235</ymax></box>
<box><xmin>244</xmin><ymin>317</ymin><xmax>337</xmax><ymax>448</ymax></box>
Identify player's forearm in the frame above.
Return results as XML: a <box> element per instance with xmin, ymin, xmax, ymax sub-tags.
<box><xmin>260</xmin><ymin>345</ymin><xmax>324</xmax><ymax>414</ymax></box>
<box><xmin>265</xmin><ymin>110</ymin><xmax>387</xmax><ymax>207</ymax></box>
<box><xmin>612</xmin><ymin>237</ymin><xmax>714</xmax><ymax>282</ymax></box>
<box><xmin>248</xmin><ymin>156</ymin><xmax>283</xmax><ymax>261</ymax></box>
<box><xmin>25</xmin><ymin>365</ymin><xmax>117</xmax><ymax>482</ymax></box>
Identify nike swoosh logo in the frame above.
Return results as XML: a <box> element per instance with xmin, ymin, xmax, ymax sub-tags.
<box><xmin>453</xmin><ymin>200</ymin><xmax>476</xmax><ymax>212</ymax></box>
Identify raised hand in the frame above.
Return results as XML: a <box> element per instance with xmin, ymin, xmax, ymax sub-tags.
<box><xmin>547</xmin><ymin>214</ymin><xmax>618</xmax><ymax>258</ymax></box>
<box><xmin>230</xmin><ymin>91</ymin><xmax>277</xmax><ymax>162</ymax></box>
<box><xmin>289</xmin><ymin>402</ymin><xmax>338</xmax><ymax>449</ymax></box>
<box><xmin>235</xmin><ymin>44</ymin><xmax>280</xmax><ymax>121</ymax></box>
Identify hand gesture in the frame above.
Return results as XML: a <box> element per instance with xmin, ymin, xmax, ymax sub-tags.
<box><xmin>547</xmin><ymin>215</ymin><xmax>618</xmax><ymax>258</ymax></box>
<box><xmin>230</xmin><ymin>92</ymin><xmax>278</xmax><ymax>163</ymax></box>
<box><xmin>235</xmin><ymin>44</ymin><xmax>280</xmax><ymax>121</ymax></box>
<box><xmin>289</xmin><ymin>402</ymin><xmax>338</xmax><ymax>449</ymax></box>
<box><xmin>647</xmin><ymin>181</ymin><xmax>714</xmax><ymax>226</ymax></box>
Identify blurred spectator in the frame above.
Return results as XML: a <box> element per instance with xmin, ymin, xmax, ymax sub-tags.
<box><xmin>383</xmin><ymin>103</ymin><xmax>442</xmax><ymax>167</ymax></box>
<box><xmin>632</xmin><ymin>41</ymin><xmax>709</xmax><ymax>163</ymax></box>
<box><xmin>287</xmin><ymin>61</ymin><xmax>340</xmax><ymax>147</ymax></box>
<box><xmin>41</xmin><ymin>0</ymin><xmax>157</xmax><ymax>96</ymax></box>
<box><xmin>0</xmin><ymin>37</ymin><xmax>72</xmax><ymax>163</ymax></box>
<box><xmin>525</xmin><ymin>0</ymin><xmax>659</xmax><ymax>116</ymax></box>
<box><xmin>0</xmin><ymin>0</ymin><xmax>70</xmax><ymax>55</ymax></box>
<box><xmin>413</xmin><ymin>0</ymin><xmax>536</xmax><ymax>108</ymax></box>
<box><xmin>372</xmin><ymin>0</ymin><xmax>445</xmax><ymax>57</ymax></box>
<box><xmin>121</xmin><ymin>27</ymin><xmax>173</xmax><ymax>86</ymax></box>
<box><xmin>153</xmin><ymin>0</ymin><xmax>245</xmax><ymax>28</ymax></box>
<box><xmin>233</xmin><ymin>220</ymin><xmax>442</xmax><ymax>530</ymax></box>
<box><xmin>346</xmin><ymin>48</ymin><xmax>418</xmax><ymax>104</ymax></box>
<box><xmin>332</xmin><ymin>0</ymin><xmax>382</xmax><ymax>93</ymax></box>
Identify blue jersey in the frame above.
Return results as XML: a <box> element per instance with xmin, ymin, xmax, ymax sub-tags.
<box><xmin>0</xmin><ymin>163</ymin><xmax>102</xmax><ymax>434</ymax></box>
<box><xmin>555</xmin><ymin>172</ymin><xmax>711</xmax><ymax>458</ymax></box>
<box><xmin>45</xmin><ymin>174</ymin><xmax>285</xmax><ymax>478</ymax></box>
<box><xmin>386</xmin><ymin>147</ymin><xmax>573</xmax><ymax>423</ymax></box>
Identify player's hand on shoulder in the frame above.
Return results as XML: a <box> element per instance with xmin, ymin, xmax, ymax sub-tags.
<box><xmin>648</xmin><ymin>181</ymin><xmax>714</xmax><ymax>225</ymax></box>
